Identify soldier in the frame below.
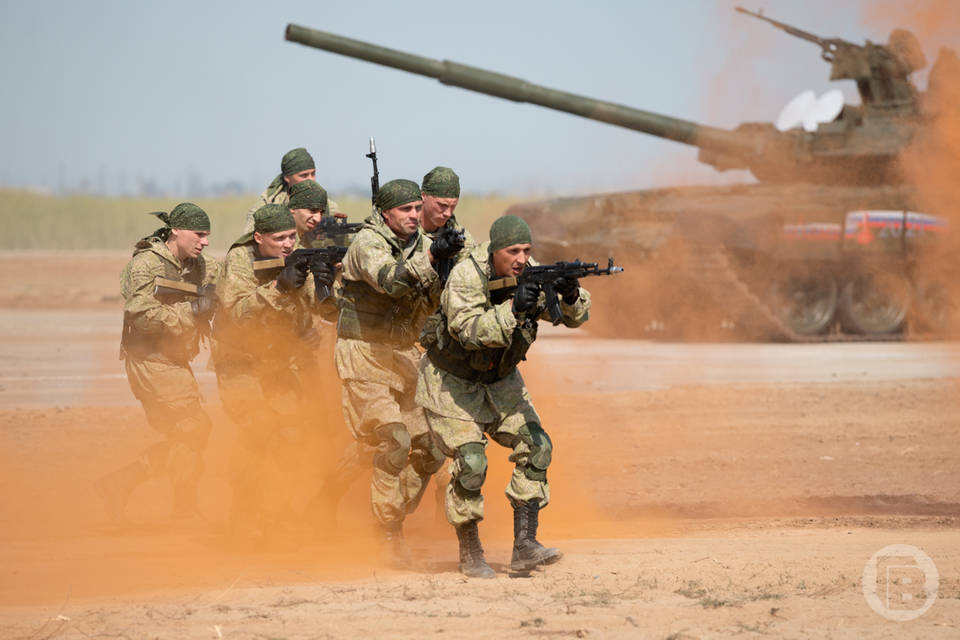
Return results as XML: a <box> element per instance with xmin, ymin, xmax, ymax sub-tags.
<box><xmin>98</xmin><ymin>203</ymin><xmax>218</xmax><ymax>524</ymax></box>
<box><xmin>213</xmin><ymin>203</ymin><xmax>335</xmax><ymax>539</ymax></box>
<box><xmin>287</xmin><ymin>179</ymin><xmax>330</xmax><ymax>247</ymax></box>
<box><xmin>334</xmin><ymin>178</ymin><xmax>462</xmax><ymax>565</ymax></box>
<box><xmin>420</xmin><ymin>166</ymin><xmax>476</xmax><ymax>251</ymax></box>
<box><xmin>417</xmin><ymin>215</ymin><xmax>591</xmax><ymax>578</ymax></box>
<box><xmin>243</xmin><ymin>147</ymin><xmax>318</xmax><ymax>234</ymax></box>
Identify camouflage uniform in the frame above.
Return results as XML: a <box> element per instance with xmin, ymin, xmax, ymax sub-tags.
<box><xmin>114</xmin><ymin>235</ymin><xmax>218</xmax><ymax>516</ymax></box>
<box><xmin>243</xmin><ymin>177</ymin><xmax>290</xmax><ymax>234</ymax></box>
<box><xmin>335</xmin><ymin>212</ymin><xmax>445</xmax><ymax>528</ymax></box>
<box><xmin>417</xmin><ymin>242</ymin><xmax>591</xmax><ymax>526</ymax></box>
<box><xmin>213</xmin><ymin>241</ymin><xmax>326</xmax><ymax>527</ymax></box>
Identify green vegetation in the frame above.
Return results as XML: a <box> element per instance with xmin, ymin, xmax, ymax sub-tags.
<box><xmin>0</xmin><ymin>189</ymin><xmax>523</xmax><ymax>252</ymax></box>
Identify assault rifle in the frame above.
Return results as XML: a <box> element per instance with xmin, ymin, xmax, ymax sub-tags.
<box><xmin>489</xmin><ymin>258</ymin><xmax>624</xmax><ymax>326</ymax></box>
<box><xmin>435</xmin><ymin>228</ymin><xmax>466</xmax><ymax>287</ymax></box>
<box><xmin>302</xmin><ymin>213</ymin><xmax>363</xmax><ymax>246</ymax></box>
<box><xmin>254</xmin><ymin>247</ymin><xmax>347</xmax><ymax>301</ymax></box>
<box><xmin>366</xmin><ymin>137</ymin><xmax>379</xmax><ymax>203</ymax></box>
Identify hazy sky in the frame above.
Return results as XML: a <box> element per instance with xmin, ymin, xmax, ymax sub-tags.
<box><xmin>2</xmin><ymin>0</ymin><xmax>958</xmax><ymax>197</ymax></box>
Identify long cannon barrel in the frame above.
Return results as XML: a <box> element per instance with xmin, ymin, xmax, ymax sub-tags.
<box><xmin>285</xmin><ymin>24</ymin><xmax>755</xmax><ymax>157</ymax></box>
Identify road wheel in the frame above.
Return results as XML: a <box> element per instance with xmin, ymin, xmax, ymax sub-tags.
<box><xmin>768</xmin><ymin>271</ymin><xmax>838</xmax><ymax>335</ymax></box>
<box><xmin>838</xmin><ymin>269</ymin><xmax>911</xmax><ymax>335</ymax></box>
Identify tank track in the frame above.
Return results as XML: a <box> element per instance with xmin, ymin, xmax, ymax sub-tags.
<box><xmin>689</xmin><ymin>244</ymin><xmax>909</xmax><ymax>343</ymax></box>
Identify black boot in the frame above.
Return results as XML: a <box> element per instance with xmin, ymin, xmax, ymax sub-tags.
<box><xmin>95</xmin><ymin>460</ymin><xmax>149</xmax><ymax>525</ymax></box>
<box><xmin>511</xmin><ymin>502</ymin><xmax>562</xmax><ymax>572</ymax></box>
<box><xmin>455</xmin><ymin>521</ymin><xmax>495</xmax><ymax>578</ymax></box>
<box><xmin>378</xmin><ymin>521</ymin><xmax>413</xmax><ymax>569</ymax></box>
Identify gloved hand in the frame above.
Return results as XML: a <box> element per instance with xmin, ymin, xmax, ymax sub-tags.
<box><xmin>430</xmin><ymin>227</ymin><xmax>466</xmax><ymax>262</ymax></box>
<box><xmin>512</xmin><ymin>280</ymin><xmax>541</xmax><ymax>315</ymax></box>
<box><xmin>310</xmin><ymin>261</ymin><xmax>335</xmax><ymax>289</ymax></box>
<box><xmin>555</xmin><ymin>275</ymin><xmax>580</xmax><ymax>304</ymax></box>
<box><xmin>191</xmin><ymin>283</ymin><xmax>217</xmax><ymax>319</ymax></box>
<box><xmin>277</xmin><ymin>259</ymin><xmax>309</xmax><ymax>292</ymax></box>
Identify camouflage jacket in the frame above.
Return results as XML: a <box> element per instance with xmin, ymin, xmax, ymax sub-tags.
<box><xmin>120</xmin><ymin>236</ymin><xmax>218</xmax><ymax>364</ymax></box>
<box><xmin>336</xmin><ymin>213</ymin><xmax>440</xmax><ymax>347</ymax></box>
<box><xmin>212</xmin><ymin>242</ymin><xmax>318</xmax><ymax>365</ymax></box>
<box><xmin>416</xmin><ymin>241</ymin><xmax>590</xmax><ymax>421</ymax></box>
<box><xmin>243</xmin><ymin>176</ymin><xmax>290</xmax><ymax>234</ymax></box>
<box><xmin>423</xmin><ymin>215</ymin><xmax>477</xmax><ymax>266</ymax></box>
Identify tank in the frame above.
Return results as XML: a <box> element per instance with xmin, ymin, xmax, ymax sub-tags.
<box><xmin>284</xmin><ymin>16</ymin><xmax>955</xmax><ymax>341</ymax></box>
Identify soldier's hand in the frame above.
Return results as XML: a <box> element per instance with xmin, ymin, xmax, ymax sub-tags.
<box><xmin>555</xmin><ymin>275</ymin><xmax>580</xmax><ymax>304</ymax></box>
<box><xmin>311</xmin><ymin>261</ymin><xmax>335</xmax><ymax>288</ymax></box>
<box><xmin>430</xmin><ymin>227</ymin><xmax>465</xmax><ymax>263</ymax></box>
<box><xmin>191</xmin><ymin>283</ymin><xmax>217</xmax><ymax>319</ymax></box>
<box><xmin>277</xmin><ymin>259</ymin><xmax>309</xmax><ymax>292</ymax></box>
<box><xmin>512</xmin><ymin>280</ymin><xmax>541</xmax><ymax>315</ymax></box>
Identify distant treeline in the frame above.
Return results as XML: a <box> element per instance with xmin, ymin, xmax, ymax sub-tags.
<box><xmin>0</xmin><ymin>190</ymin><xmax>519</xmax><ymax>251</ymax></box>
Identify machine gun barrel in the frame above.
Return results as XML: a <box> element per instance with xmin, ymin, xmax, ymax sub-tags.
<box><xmin>285</xmin><ymin>24</ymin><xmax>753</xmax><ymax>155</ymax></box>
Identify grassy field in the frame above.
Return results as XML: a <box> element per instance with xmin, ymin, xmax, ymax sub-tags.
<box><xmin>0</xmin><ymin>189</ymin><xmax>523</xmax><ymax>252</ymax></box>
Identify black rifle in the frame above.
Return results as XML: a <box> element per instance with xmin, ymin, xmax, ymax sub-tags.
<box><xmin>366</xmin><ymin>137</ymin><xmax>379</xmax><ymax>203</ymax></box>
<box><xmin>436</xmin><ymin>228</ymin><xmax>466</xmax><ymax>287</ymax></box>
<box><xmin>490</xmin><ymin>258</ymin><xmax>624</xmax><ymax>326</ymax></box>
<box><xmin>302</xmin><ymin>214</ymin><xmax>363</xmax><ymax>246</ymax></box>
<box><xmin>254</xmin><ymin>247</ymin><xmax>347</xmax><ymax>301</ymax></box>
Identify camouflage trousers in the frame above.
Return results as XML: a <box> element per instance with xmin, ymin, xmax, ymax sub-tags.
<box><xmin>424</xmin><ymin>399</ymin><xmax>551</xmax><ymax>528</ymax></box>
<box><xmin>124</xmin><ymin>356</ymin><xmax>211</xmax><ymax>488</ymax></box>
<box><xmin>335</xmin><ymin>339</ymin><xmax>442</xmax><ymax>526</ymax></box>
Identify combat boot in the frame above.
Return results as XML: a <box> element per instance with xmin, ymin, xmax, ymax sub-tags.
<box><xmin>378</xmin><ymin>521</ymin><xmax>413</xmax><ymax>569</ymax></box>
<box><xmin>455</xmin><ymin>520</ymin><xmax>495</xmax><ymax>578</ymax></box>
<box><xmin>510</xmin><ymin>502</ymin><xmax>562</xmax><ymax>572</ymax></box>
<box><xmin>95</xmin><ymin>460</ymin><xmax>148</xmax><ymax>525</ymax></box>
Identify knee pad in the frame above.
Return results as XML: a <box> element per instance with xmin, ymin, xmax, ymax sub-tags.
<box><xmin>454</xmin><ymin>442</ymin><xmax>487</xmax><ymax>497</ymax></box>
<box><xmin>517</xmin><ymin>422</ymin><xmax>552</xmax><ymax>482</ymax></box>
<box><xmin>373</xmin><ymin>422</ymin><xmax>411</xmax><ymax>475</ymax></box>
<box><xmin>409</xmin><ymin>432</ymin><xmax>446</xmax><ymax>476</ymax></box>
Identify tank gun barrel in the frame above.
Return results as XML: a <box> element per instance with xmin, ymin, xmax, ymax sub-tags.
<box><xmin>284</xmin><ymin>23</ymin><xmax>752</xmax><ymax>155</ymax></box>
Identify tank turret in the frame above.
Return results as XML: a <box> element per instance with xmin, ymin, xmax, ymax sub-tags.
<box><xmin>285</xmin><ymin>22</ymin><xmax>920</xmax><ymax>186</ymax></box>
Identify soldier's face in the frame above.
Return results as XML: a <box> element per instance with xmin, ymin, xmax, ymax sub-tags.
<box><xmin>169</xmin><ymin>229</ymin><xmax>210</xmax><ymax>260</ymax></box>
<box><xmin>283</xmin><ymin>169</ymin><xmax>316</xmax><ymax>186</ymax></box>
<box><xmin>421</xmin><ymin>194</ymin><xmax>459</xmax><ymax>233</ymax></box>
<box><xmin>292</xmin><ymin>207</ymin><xmax>323</xmax><ymax>235</ymax></box>
<box><xmin>254</xmin><ymin>229</ymin><xmax>298</xmax><ymax>258</ymax></box>
<box><xmin>492</xmin><ymin>243</ymin><xmax>532</xmax><ymax>278</ymax></box>
<box><xmin>382</xmin><ymin>201</ymin><xmax>423</xmax><ymax>240</ymax></box>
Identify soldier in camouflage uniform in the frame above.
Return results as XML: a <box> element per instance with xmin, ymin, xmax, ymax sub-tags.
<box><xmin>243</xmin><ymin>147</ymin><xmax>318</xmax><ymax>234</ymax></box>
<box><xmin>420</xmin><ymin>166</ymin><xmax>476</xmax><ymax>253</ymax></box>
<box><xmin>214</xmin><ymin>204</ymin><xmax>336</xmax><ymax>538</ymax></box>
<box><xmin>98</xmin><ymin>203</ymin><xmax>218</xmax><ymax>524</ymax></box>
<box><xmin>417</xmin><ymin>215</ymin><xmax>591</xmax><ymax>578</ymax></box>
<box><xmin>334</xmin><ymin>178</ymin><xmax>464</xmax><ymax>565</ymax></box>
<box><xmin>288</xmin><ymin>179</ymin><xmax>329</xmax><ymax>248</ymax></box>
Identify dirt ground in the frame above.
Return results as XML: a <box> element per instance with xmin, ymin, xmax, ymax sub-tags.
<box><xmin>1</xmin><ymin>252</ymin><xmax>959</xmax><ymax>639</ymax></box>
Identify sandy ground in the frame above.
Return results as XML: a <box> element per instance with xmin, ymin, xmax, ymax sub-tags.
<box><xmin>1</xmin><ymin>252</ymin><xmax>959</xmax><ymax>639</ymax></box>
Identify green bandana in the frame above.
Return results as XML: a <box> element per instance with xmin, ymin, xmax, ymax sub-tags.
<box><xmin>281</xmin><ymin>147</ymin><xmax>315</xmax><ymax>176</ymax></box>
<box><xmin>288</xmin><ymin>179</ymin><xmax>328</xmax><ymax>211</ymax></box>
<box><xmin>150</xmin><ymin>202</ymin><xmax>210</xmax><ymax>231</ymax></box>
<box><xmin>230</xmin><ymin>204</ymin><xmax>296</xmax><ymax>248</ymax></box>
<box><xmin>421</xmin><ymin>166</ymin><xmax>460</xmax><ymax>198</ymax></box>
<box><xmin>488</xmin><ymin>215</ymin><xmax>532</xmax><ymax>253</ymax></box>
<box><xmin>375</xmin><ymin>179</ymin><xmax>421</xmax><ymax>211</ymax></box>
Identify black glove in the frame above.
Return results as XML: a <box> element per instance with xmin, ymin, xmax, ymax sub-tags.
<box><xmin>512</xmin><ymin>280</ymin><xmax>541</xmax><ymax>315</ymax></box>
<box><xmin>190</xmin><ymin>283</ymin><xmax>217</xmax><ymax>319</ymax></box>
<box><xmin>430</xmin><ymin>227</ymin><xmax>465</xmax><ymax>262</ymax></box>
<box><xmin>555</xmin><ymin>276</ymin><xmax>580</xmax><ymax>304</ymax></box>
<box><xmin>310</xmin><ymin>261</ymin><xmax>335</xmax><ymax>289</ymax></box>
<box><xmin>276</xmin><ymin>259</ymin><xmax>309</xmax><ymax>292</ymax></box>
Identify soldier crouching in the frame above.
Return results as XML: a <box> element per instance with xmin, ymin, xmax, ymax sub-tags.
<box><xmin>99</xmin><ymin>203</ymin><xmax>218</xmax><ymax>524</ymax></box>
<box><xmin>417</xmin><ymin>215</ymin><xmax>591</xmax><ymax>578</ymax></box>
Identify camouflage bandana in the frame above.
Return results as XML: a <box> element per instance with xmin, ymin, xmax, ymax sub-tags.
<box><xmin>167</xmin><ymin>202</ymin><xmax>210</xmax><ymax>231</ymax></box>
<box><xmin>488</xmin><ymin>215</ymin><xmax>532</xmax><ymax>253</ymax></box>
<box><xmin>281</xmin><ymin>147</ymin><xmax>315</xmax><ymax>176</ymax></box>
<box><xmin>421</xmin><ymin>166</ymin><xmax>460</xmax><ymax>198</ymax></box>
<box><xmin>375</xmin><ymin>179</ymin><xmax>422</xmax><ymax>211</ymax></box>
<box><xmin>254</xmin><ymin>203</ymin><xmax>296</xmax><ymax>233</ymax></box>
<box><xmin>288</xmin><ymin>179</ymin><xmax>328</xmax><ymax>211</ymax></box>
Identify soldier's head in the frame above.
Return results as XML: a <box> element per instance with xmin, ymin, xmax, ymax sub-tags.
<box><xmin>252</xmin><ymin>204</ymin><xmax>298</xmax><ymax>259</ymax></box>
<box><xmin>375</xmin><ymin>179</ymin><xmax>423</xmax><ymax>241</ymax></box>
<box><xmin>421</xmin><ymin>166</ymin><xmax>460</xmax><ymax>233</ymax></box>
<box><xmin>489</xmin><ymin>215</ymin><xmax>532</xmax><ymax>278</ymax></box>
<box><xmin>281</xmin><ymin>147</ymin><xmax>317</xmax><ymax>187</ymax></box>
<box><xmin>161</xmin><ymin>203</ymin><xmax>210</xmax><ymax>260</ymax></box>
<box><xmin>288</xmin><ymin>179</ymin><xmax>328</xmax><ymax>236</ymax></box>
<box><xmin>888</xmin><ymin>29</ymin><xmax>926</xmax><ymax>72</ymax></box>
